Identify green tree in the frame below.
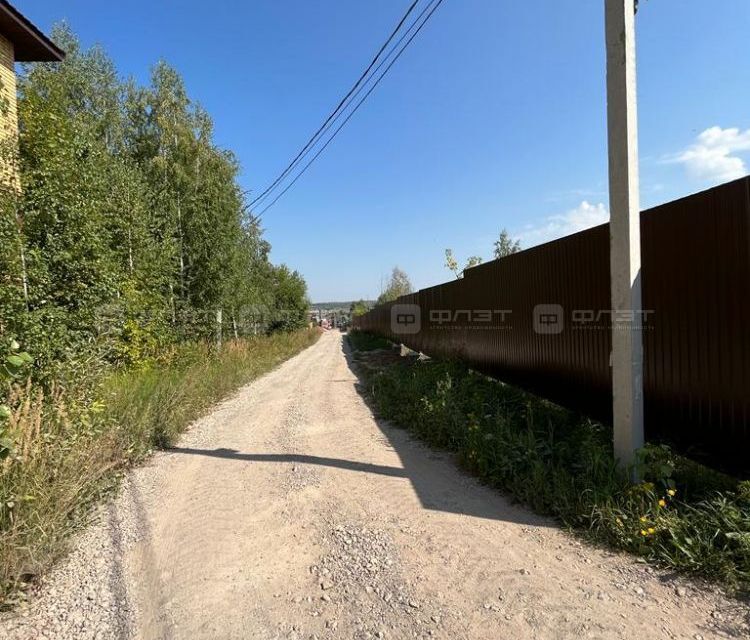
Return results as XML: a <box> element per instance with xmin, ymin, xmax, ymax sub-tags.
<box><xmin>268</xmin><ymin>265</ymin><xmax>309</xmax><ymax>332</ymax></box>
<box><xmin>493</xmin><ymin>228</ymin><xmax>521</xmax><ymax>259</ymax></box>
<box><xmin>0</xmin><ymin>23</ymin><xmax>307</xmax><ymax>379</ymax></box>
<box><xmin>350</xmin><ymin>300</ymin><xmax>370</xmax><ymax>317</ymax></box>
<box><xmin>444</xmin><ymin>249</ymin><xmax>483</xmax><ymax>279</ymax></box>
<box><xmin>377</xmin><ymin>267</ymin><xmax>413</xmax><ymax>304</ymax></box>
<box><xmin>15</xmin><ymin>26</ymin><xmax>126</xmax><ymax>373</ymax></box>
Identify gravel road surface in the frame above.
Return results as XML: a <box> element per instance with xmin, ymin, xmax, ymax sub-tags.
<box><xmin>2</xmin><ymin>331</ymin><xmax>747</xmax><ymax>639</ymax></box>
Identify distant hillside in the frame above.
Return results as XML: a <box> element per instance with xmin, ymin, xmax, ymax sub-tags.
<box><xmin>312</xmin><ymin>300</ymin><xmax>376</xmax><ymax>310</ymax></box>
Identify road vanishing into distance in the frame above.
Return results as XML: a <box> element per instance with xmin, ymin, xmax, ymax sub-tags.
<box><xmin>2</xmin><ymin>332</ymin><xmax>746</xmax><ymax>640</ymax></box>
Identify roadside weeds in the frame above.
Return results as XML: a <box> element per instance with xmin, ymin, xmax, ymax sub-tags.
<box><xmin>347</xmin><ymin>330</ymin><xmax>750</xmax><ymax>597</ymax></box>
<box><xmin>0</xmin><ymin>328</ymin><xmax>320</xmax><ymax>607</ymax></box>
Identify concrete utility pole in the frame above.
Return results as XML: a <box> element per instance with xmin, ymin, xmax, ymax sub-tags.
<box><xmin>605</xmin><ymin>0</ymin><xmax>644</xmax><ymax>469</ymax></box>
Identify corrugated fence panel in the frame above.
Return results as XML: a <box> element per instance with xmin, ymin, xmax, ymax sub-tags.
<box><xmin>354</xmin><ymin>178</ymin><xmax>750</xmax><ymax>473</ymax></box>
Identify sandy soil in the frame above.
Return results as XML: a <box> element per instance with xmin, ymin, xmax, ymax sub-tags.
<box><xmin>2</xmin><ymin>331</ymin><xmax>748</xmax><ymax>640</ymax></box>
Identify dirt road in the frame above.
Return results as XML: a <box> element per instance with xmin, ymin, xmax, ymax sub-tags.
<box><xmin>2</xmin><ymin>331</ymin><xmax>747</xmax><ymax>639</ymax></box>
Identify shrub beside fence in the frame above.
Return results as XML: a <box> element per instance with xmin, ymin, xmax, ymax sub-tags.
<box><xmin>353</xmin><ymin>177</ymin><xmax>750</xmax><ymax>474</ymax></box>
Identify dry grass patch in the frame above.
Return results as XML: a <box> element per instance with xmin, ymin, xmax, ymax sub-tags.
<box><xmin>0</xmin><ymin>329</ymin><xmax>319</xmax><ymax>606</ymax></box>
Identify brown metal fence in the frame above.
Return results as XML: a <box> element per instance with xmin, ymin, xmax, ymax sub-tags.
<box><xmin>353</xmin><ymin>177</ymin><xmax>750</xmax><ymax>473</ymax></box>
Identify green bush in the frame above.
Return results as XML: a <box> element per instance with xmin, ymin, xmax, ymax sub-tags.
<box><xmin>0</xmin><ymin>340</ymin><xmax>33</xmax><ymax>459</ymax></box>
<box><xmin>354</xmin><ymin>339</ymin><xmax>749</xmax><ymax>592</ymax></box>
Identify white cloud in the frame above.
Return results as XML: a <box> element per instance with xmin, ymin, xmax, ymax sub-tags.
<box><xmin>670</xmin><ymin>126</ymin><xmax>750</xmax><ymax>183</ymax></box>
<box><xmin>516</xmin><ymin>200</ymin><xmax>609</xmax><ymax>248</ymax></box>
<box><xmin>517</xmin><ymin>201</ymin><xmax>609</xmax><ymax>247</ymax></box>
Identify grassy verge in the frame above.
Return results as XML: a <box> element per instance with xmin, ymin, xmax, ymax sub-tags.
<box><xmin>346</xmin><ymin>329</ymin><xmax>391</xmax><ymax>352</ymax></box>
<box><xmin>348</xmin><ymin>331</ymin><xmax>750</xmax><ymax>593</ymax></box>
<box><xmin>0</xmin><ymin>328</ymin><xmax>319</xmax><ymax>606</ymax></box>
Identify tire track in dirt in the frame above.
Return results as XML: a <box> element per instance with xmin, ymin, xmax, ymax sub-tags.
<box><xmin>127</xmin><ymin>342</ymin><xmax>327</xmax><ymax>639</ymax></box>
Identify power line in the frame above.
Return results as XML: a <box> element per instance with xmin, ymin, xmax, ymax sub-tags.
<box><xmin>250</xmin><ymin>0</ymin><xmax>421</xmax><ymax>208</ymax></box>
<box><xmin>253</xmin><ymin>0</ymin><xmax>441</xmax><ymax>211</ymax></box>
<box><xmin>254</xmin><ymin>0</ymin><xmax>445</xmax><ymax>221</ymax></box>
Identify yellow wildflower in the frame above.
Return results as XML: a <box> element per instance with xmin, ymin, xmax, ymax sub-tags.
<box><xmin>658</xmin><ymin>499</ymin><xmax>666</xmax><ymax>508</ymax></box>
<box><xmin>640</xmin><ymin>516</ymin><xmax>647</xmax><ymax>523</ymax></box>
<box><xmin>647</xmin><ymin>527</ymin><xmax>655</xmax><ymax>535</ymax></box>
<box><xmin>667</xmin><ymin>489</ymin><xmax>676</xmax><ymax>497</ymax></box>
<box><xmin>640</xmin><ymin>529</ymin><xmax>648</xmax><ymax>536</ymax></box>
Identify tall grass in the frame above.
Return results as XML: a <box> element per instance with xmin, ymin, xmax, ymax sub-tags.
<box><xmin>0</xmin><ymin>329</ymin><xmax>319</xmax><ymax>605</ymax></box>
<box><xmin>350</xmin><ymin>332</ymin><xmax>750</xmax><ymax>593</ymax></box>
<box><xmin>105</xmin><ymin>330</ymin><xmax>319</xmax><ymax>454</ymax></box>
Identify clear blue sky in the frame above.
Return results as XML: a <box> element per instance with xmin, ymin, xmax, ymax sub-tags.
<box><xmin>22</xmin><ymin>1</ymin><xmax>750</xmax><ymax>302</ymax></box>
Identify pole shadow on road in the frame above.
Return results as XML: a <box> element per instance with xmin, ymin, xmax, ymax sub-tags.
<box><xmin>167</xmin><ymin>449</ymin><xmax>409</xmax><ymax>480</ymax></box>
<box><xmin>166</xmin><ymin>336</ymin><xmax>548</xmax><ymax>527</ymax></box>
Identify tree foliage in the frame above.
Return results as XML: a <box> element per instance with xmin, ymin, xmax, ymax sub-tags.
<box><xmin>267</xmin><ymin>265</ymin><xmax>309</xmax><ymax>332</ymax></box>
<box><xmin>493</xmin><ymin>228</ymin><xmax>521</xmax><ymax>259</ymax></box>
<box><xmin>444</xmin><ymin>249</ymin><xmax>482</xmax><ymax>279</ymax></box>
<box><xmin>377</xmin><ymin>267</ymin><xmax>413</xmax><ymax>304</ymax></box>
<box><xmin>443</xmin><ymin>227</ymin><xmax>519</xmax><ymax>281</ymax></box>
<box><xmin>350</xmin><ymin>300</ymin><xmax>370</xmax><ymax>317</ymax></box>
<box><xmin>0</xmin><ymin>24</ymin><xmax>308</xmax><ymax>380</ymax></box>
